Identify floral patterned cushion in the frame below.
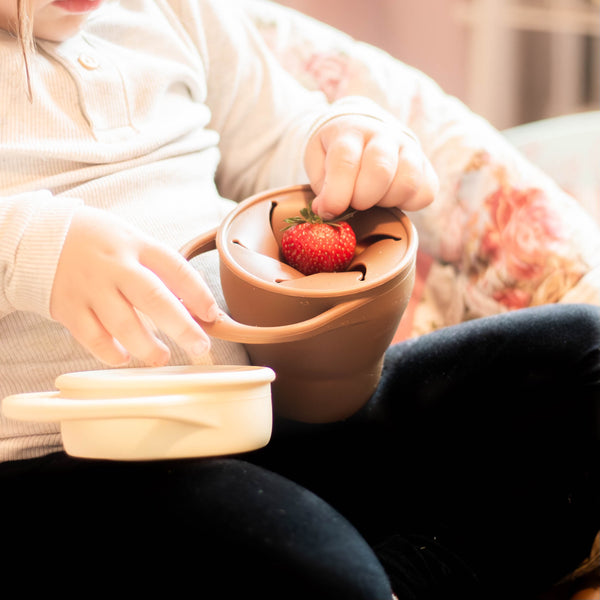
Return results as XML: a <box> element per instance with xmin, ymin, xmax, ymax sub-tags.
<box><xmin>245</xmin><ymin>0</ymin><xmax>600</xmax><ymax>340</ymax></box>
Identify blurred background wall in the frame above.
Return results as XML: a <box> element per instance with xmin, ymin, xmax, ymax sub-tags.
<box><xmin>272</xmin><ymin>0</ymin><xmax>600</xmax><ymax>130</ymax></box>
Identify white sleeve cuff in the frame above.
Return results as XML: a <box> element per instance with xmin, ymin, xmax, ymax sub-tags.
<box><xmin>1</xmin><ymin>191</ymin><xmax>83</xmax><ymax>319</ymax></box>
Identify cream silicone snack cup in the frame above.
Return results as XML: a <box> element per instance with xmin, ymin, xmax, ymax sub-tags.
<box><xmin>2</xmin><ymin>365</ymin><xmax>275</xmax><ymax>461</ymax></box>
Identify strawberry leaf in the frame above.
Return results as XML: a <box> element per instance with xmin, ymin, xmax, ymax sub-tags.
<box><xmin>282</xmin><ymin>201</ymin><xmax>356</xmax><ymax>231</ymax></box>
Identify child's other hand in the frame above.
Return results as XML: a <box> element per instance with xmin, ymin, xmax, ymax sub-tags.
<box><xmin>50</xmin><ymin>207</ymin><xmax>219</xmax><ymax>367</ymax></box>
<box><xmin>304</xmin><ymin>115</ymin><xmax>438</xmax><ymax>219</ymax></box>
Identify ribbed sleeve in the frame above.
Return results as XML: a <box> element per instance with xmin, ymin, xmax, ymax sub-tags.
<box><xmin>0</xmin><ymin>192</ymin><xmax>82</xmax><ymax>319</ymax></box>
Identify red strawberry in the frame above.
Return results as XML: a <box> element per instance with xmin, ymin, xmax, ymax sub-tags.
<box><xmin>281</xmin><ymin>205</ymin><xmax>356</xmax><ymax>276</ymax></box>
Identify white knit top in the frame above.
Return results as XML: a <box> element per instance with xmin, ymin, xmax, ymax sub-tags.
<box><xmin>0</xmin><ymin>0</ymin><xmax>379</xmax><ymax>461</ymax></box>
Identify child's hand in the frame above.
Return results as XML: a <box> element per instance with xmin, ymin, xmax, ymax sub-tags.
<box><xmin>304</xmin><ymin>114</ymin><xmax>438</xmax><ymax>219</ymax></box>
<box><xmin>50</xmin><ymin>206</ymin><xmax>219</xmax><ymax>367</ymax></box>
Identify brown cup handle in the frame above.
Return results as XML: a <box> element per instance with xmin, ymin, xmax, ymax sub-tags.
<box><xmin>179</xmin><ymin>232</ymin><xmax>372</xmax><ymax>344</ymax></box>
<box><xmin>179</xmin><ymin>228</ymin><xmax>218</xmax><ymax>261</ymax></box>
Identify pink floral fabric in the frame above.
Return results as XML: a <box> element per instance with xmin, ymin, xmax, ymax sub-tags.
<box><xmin>456</xmin><ymin>152</ymin><xmax>588</xmax><ymax>309</ymax></box>
<box><xmin>481</xmin><ymin>186</ymin><xmax>570</xmax><ymax>307</ymax></box>
<box><xmin>245</xmin><ymin>0</ymin><xmax>600</xmax><ymax>339</ymax></box>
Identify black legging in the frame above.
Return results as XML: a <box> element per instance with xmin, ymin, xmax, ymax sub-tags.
<box><xmin>2</xmin><ymin>304</ymin><xmax>599</xmax><ymax>599</ymax></box>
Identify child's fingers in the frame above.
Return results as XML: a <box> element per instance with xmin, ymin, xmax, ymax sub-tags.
<box><xmin>91</xmin><ymin>285</ymin><xmax>172</xmax><ymax>367</ymax></box>
<box><xmin>306</xmin><ymin>115</ymin><xmax>438</xmax><ymax>218</ymax></box>
<box><xmin>65</xmin><ymin>306</ymin><xmax>132</xmax><ymax>367</ymax></box>
<box><xmin>142</xmin><ymin>243</ymin><xmax>220</xmax><ymax>323</ymax></box>
<box><xmin>350</xmin><ymin>134</ymin><xmax>399</xmax><ymax>211</ymax></box>
<box><xmin>378</xmin><ymin>145</ymin><xmax>439</xmax><ymax>212</ymax></box>
<box><xmin>51</xmin><ymin>207</ymin><xmax>218</xmax><ymax>365</ymax></box>
<box><xmin>308</xmin><ymin>128</ymin><xmax>364</xmax><ymax>219</ymax></box>
<box><xmin>117</xmin><ymin>262</ymin><xmax>212</xmax><ymax>362</ymax></box>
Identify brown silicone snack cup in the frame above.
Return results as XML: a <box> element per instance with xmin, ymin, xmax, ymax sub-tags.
<box><xmin>180</xmin><ymin>184</ymin><xmax>417</xmax><ymax>423</ymax></box>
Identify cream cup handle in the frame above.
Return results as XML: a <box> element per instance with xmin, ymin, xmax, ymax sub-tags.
<box><xmin>2</xmin><ymin>392</ymin><xmax>221</xmax><ymax>426</ymax></box>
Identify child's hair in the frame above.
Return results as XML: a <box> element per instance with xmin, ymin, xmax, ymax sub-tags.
<box><xmin>15</xmin><ymin>0</ymin><xmax>34</xmax><ymax>100</ymax></box>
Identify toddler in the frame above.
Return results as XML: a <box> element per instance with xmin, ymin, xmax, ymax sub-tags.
<box><xmin>0</xmin><ymin>0</ymin><xmax>435</xmax><ymax>459</ymax></box>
